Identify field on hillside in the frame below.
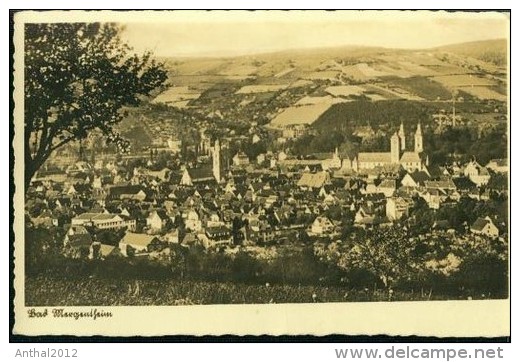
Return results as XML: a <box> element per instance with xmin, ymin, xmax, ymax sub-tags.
<box><xmin>460</xmin><ymin>86</ymin><xmax>507</xmax><ymax>101</ymax></box>
<box><xmin>153</xmin><ymin>40</ymin><xmax>507</xmax><ymax>112</ymax></box>
<box><xmin>431</xmin><ymin>74</ymin><xmax>496</xmax><ymax>88</ymax></box>
<box><xmin>381</xmin><ymin>76</ymin><xmax>453</xmax><ymax>100</ymax></box>
<box><xmin>437</xmin><ymin>39</ymin><xmax>508</xmax><ymax>68</ymax></box>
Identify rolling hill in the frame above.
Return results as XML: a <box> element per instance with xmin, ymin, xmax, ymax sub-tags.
<box><xmin>436</xmin><ymin>39</ymin><xmax>507</xmax><ymax>67</ymax></box>
<box><xmin>138</xmin><ymin>39</ymin><xmax>508</xmax><ymax>139</ymax></box>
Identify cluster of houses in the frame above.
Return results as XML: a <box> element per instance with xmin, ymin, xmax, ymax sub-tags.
<box><xmin>26</xmin><ymin>127</ymin><xmax>507</xmax><ymax>261</ymax></box>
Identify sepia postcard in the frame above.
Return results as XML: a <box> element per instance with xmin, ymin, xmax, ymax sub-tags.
<box><xmin>11</xmin><ymin>10</ymin><xmax>510</xmax><ymax>337</ymax></box>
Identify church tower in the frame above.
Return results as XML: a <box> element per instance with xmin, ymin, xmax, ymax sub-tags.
<box><xmin>414</xmin><ymin>123</ymin><xmax>423</xmax><ymax>153</ymax></box>
<box><xmin>333</xmin><ymin>147</ymin><xmax>339</xmax><ymax>160</ymax></box>
<box><xmin>398</xmin><ymin>122</ymin><xmax>406</xmax><ymax>151</ymax></box>
<box><xmin>213</xmin><ymin>139</ymin><xmax>221</xmax><ymax>183</ymax></box>
<box><xmin>391</xmin><ymin>132</ymin><xmax>400</xmax><ymax>164</ymax></box>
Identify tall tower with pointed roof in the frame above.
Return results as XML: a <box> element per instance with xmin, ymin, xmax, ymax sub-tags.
<box><xmin>213</xmin><ymin>139</ymin><xmax>221</xmax><ymax>183</ymax></box>
<box><xmin>398</xmin><ymin>122</ymin><xmax>406</xmax><ymax>151</ymax></box>
<box><xmin>391</xmin><ymin>133</ymin><xmax>400</xmax><ymax>164</ymax></box>
<box><xmin>414</xmin><ymin>123</ymin><xmax>423</xmax><ymax>153</ymax></box>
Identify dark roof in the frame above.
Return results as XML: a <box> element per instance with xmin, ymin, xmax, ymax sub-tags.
<box><xmin>232</xmin><ymin>175</ymin><xmax>248</xmax><ymax>184</ymax></box>
<box><xmin>56</xmin><ymin>197</ymin><xmax>71</xmax><ymax>206</ymax></box>
<box><xmin>331</xmin><ymin>178</ymin><xmax>347</xmax><ymax>188</ymax></box>
<box><xmin>187</xmin><ymin>167</ymin><xmax>214</xmax><ymax>182</ymax></box>
<box><xmin>234</xmin><ymin>185</ymin><xmax>249</xmax><ymax>196</ymax></box>
<box><xmin>70</xmin><ymin>183</ymin><xmax>91</xmax><ymax>193</ymax></box>
<box><xmin>428</xmin><ymin>166</ymin><xmax>444</xmax><ymax>178</ymax></box>
<box><xmin>149</xmin><ymin>209</ymin><xmax>170</xmax><ymax>220</ymax></box>
<box><xmin>109</xmin><ymin>185</ymin><xmax>147</xmax><ymax>197</ymax></box>
<box><xmin>471</xmin><ymin>217</ymin><xmax>492</xmax><ymax>231</ymax></box>
<box><xmin>365</xmin><ymin>193</ymin><xmax>386</xmax><ymax>202</ymax></box>
<box><xmin>196</xmin><ymin>188</ymin><xmax>216</xmax><ymax>198</ymax></box>
<box><xmin>407</xmin><ymin>170</ymin><xmax>430</xmax><ymax>185</ymax></box>
<box><xmin>452</xmin><ymin>177</ymin><xmax>474</xmax><ymax>190</ymax></box>
<box><xmin>432</xmin><ymin>220</ymin><xmax>450</xmax><ymax>229</ymax></box>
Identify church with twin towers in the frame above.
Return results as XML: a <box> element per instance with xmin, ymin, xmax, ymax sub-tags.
<box><xmin>341</xmin><ymin>122</ymin><xmax>427</xmax><ymax>173</ymax></box>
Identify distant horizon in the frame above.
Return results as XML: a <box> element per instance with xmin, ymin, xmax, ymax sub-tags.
<box><xmin>151</xmin><ymin>38</ymin><xmax>508</xmax><ymax>60</ymax></box>
<box><xmin>120</xmin><ymin>11</ymin><xmax>509</xmax><ymax>58</ymax></box>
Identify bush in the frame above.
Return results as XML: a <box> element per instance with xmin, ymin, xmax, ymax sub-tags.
<box><xmin>451</xmin><ymin>253</ymin><xmax>508</xmax><ymax>298</ymax></box>
<box><xmin>260</xmin><ymin>247</ymin><xmax>332</xmax><ymax>285</ymax></box>
<box><xmin>231</xmin><ymin>252</ymin><xmax>264</xmax><ymax>282</ymax></box>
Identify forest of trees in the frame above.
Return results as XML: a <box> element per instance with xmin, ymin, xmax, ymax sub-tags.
<box><xmin>424</xmin><ymin>125</ymin><xmax>507</xmax><ymax>165</ymax></box>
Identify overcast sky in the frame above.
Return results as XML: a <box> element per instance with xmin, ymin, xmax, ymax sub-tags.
<box><xmin>119</xmin><ymin>11</ymin><xmax>509</xmax><ymax>57</ymax></box>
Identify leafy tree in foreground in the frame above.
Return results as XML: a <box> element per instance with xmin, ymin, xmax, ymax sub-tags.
<box><xmin>338</xmin><ymin>227</ymin><xmax>425</xmax><ymax>289</ymax></box>
<box><xmin>24</xmin><ymin>23</ymin><xmax>168</xmax><ymax>191</ymax></box>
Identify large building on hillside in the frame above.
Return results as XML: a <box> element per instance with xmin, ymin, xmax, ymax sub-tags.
<box><xmin>342</xmin><ymin>122</ymin><xmax>427</xmax><ymax>173</ymax></box>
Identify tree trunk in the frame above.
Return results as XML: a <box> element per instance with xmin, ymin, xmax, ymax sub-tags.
<box><xmin>24</xmin><ymin>162</ymin><xmax>36</xmax><ymax>194</ymax></box>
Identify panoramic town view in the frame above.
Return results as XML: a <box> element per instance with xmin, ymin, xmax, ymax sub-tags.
<box><xmin>22</xmin><ymin>13</ymin><xmax>509</xmax><ymax>306</ymax></box>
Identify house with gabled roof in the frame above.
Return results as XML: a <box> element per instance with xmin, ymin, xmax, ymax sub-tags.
<box><xmin>355</xmin><ymin>204</ymin><xmax>377</xmax><ymax>225</ymax></box>
<box><xmin>318</xmin><ymin>185</ymin><xmax>335</xmax><ymax>198</ymax></box>
<box><xmin>55</xmin><ymin>197</ymin><xmax>72</xmax><ymax>210</ymax></box>
<box><xmin>203</xmin><ymin>225</ymin><xmax>232</xmax><ymax>248</ymax></box>
<box><xmin>146</xmin><ymin>209</ymin><xmax>171</xmax><ymax>233</ymax></box>
<box><xmin>386</xmin><ymin>197</ymin><xmax>413</xmax><ymax>221</ymax></box>
<box><xmin>108</xmin><ymin>185</ymin><xmax>149</xmax><ymax>201</ymax></box>
<box><xmin>401</xmin><ymin>170</ymin><xmax>430</xmax><ymax>188</ymax></box>
<box><xmin>89</xmin><ymin>242</ymin><xmax>122</xmax><ymax>260</ymax></box>
<box><xmin>184</xmin><ymin>208</ymin><xmax>203</xmax><ymax>232</ymax></box>
<box><xmin>424</xmin><ymin>179</ymin><xmax>457</xmax><ymax>192</ymax></box>
<box><xmin>233</xmin><ymin>152</ymin><xmax>250</xmax><ymax>166</ymax></box>
<box><xmin>119</xmin><ymin>231</ymin><xmax>166</xmax><ymax>256</ymax></box>
<box><xmin>64</xmin><ymin>225</ymin><xmax>93</xmax><ymax>258</ymax></box>
<box><xmin>249</xmin><ymin>181</ymin><xmax>267</xmax><ymax>193</ymax></box>
<box><xmin>297</xmin><ymin>171</ymin><xmax>331</xmax><ymax>189</ymax></box>
<box><xmin>67</xmin><ymin>183</ymin><xmax>91</xmax><ymax>196</ymax></box>
<box><xmin>310</xmin><ymin>215</ymin><xmax>335</xmax><ymax>236</ymax></box>
<box><xmin>223</xmin><ymin>181</ymin><xmax>236</xmax><ymax>194</ymax></box>
<box><xmin>420</xmin><ymin>188</ymin><xmax>447</xmax><ymax>209</ymax></box>
<box><xmin>376</xmin><ymin>179</ymin><xmax>397</xmax><ymax>197</ymax></box>
<box><xmin>470</xmin><ymin>216</ymin><xmax>499</xmax><ymax>238</ymax></box>
<box><xmin>64</xmin><ymin>225</ymin><xmax>92</xmax><ymax>246</ymax></box>
<box><xmin>486</xmin><ymin>159</ymin><xmax>508</xmax><ymax>174</ymax></box>
<box><xmin>92</xmin><ymin>173</ymin><xmax>113</xmax><ymax>189</ymax></box>
<box><xmin>464</xmin><ymin>160</ymin><xmax>491</xmax><ymax>187</ymax></box>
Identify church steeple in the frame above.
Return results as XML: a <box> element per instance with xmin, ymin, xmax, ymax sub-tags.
<box><xmin>391</xmin><ymin>132</ymin><xmax>400</xmax><ymax>164</ymax></box>
<box><xmin>213</xmin><ymin>139</ymin><xmax>221</xmax><ymax>183</ymax></box>
<box><xmin>398</xmin><ymin>121</ymin><xmax>406</xmax><ymax>151</ymax></box>
<box><xmin>414</xmin><ymin>122</ymin><xmax>423</xmax><ymax>153</ymax></box>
